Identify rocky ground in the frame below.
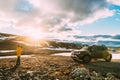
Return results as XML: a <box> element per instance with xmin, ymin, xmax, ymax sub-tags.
<box><xmin>0</xmin><ymin>51</ymin><xmax>120</xmax><ymax>80</ymax></box>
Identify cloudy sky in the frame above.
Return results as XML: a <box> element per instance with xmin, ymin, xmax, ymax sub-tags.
<box><xmin>0</xmin><ymin>0</ymin><xmax>120</xmax><ymax>40</ymax></box>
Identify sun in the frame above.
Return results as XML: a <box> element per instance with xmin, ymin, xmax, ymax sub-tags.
<box><xmin>26</xmin><ymin>28</ymin><xmax>45</xmax><ymax>41</ymax></box>
<box><xmin>28</xmin><ymin>32</ymin><xmax>43</xmax><ymax>40</ymax></box>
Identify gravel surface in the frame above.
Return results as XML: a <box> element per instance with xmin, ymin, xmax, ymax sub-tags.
<box><xmin>0</xmin><ymin>52</ymin><xmax>120</xmax><ymax>80</ymax></box>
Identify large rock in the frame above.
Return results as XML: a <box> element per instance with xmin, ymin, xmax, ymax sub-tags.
<box><xmin>70</xmin><ymin>68</ymin><xmax>90</xmax><ymax>79</ymax></box>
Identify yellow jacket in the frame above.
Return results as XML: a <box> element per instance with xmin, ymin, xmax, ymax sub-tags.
<box><xmin>16</xmin><ymin>47</ymin><xmax>23</xmax><ymax>56</ymax></box>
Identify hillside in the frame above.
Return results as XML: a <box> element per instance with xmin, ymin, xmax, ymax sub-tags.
<box><xmin>0</xmin><ymin>33</ymin><xmax>120</xmax><ymax>79</ymax></box>
<box><xmin>0</xmin><ymin>32</ymin><xmax>82</xmax><ymax>50</ymax></box>
<box><xmin>1</xmin><ymin>33</ymin><xmax>120</xmax><ymax>49</ymax></box>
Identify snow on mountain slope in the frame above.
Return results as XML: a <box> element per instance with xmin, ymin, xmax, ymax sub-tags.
<box><xmin>0</xmin><ymin>33</ymin><xmax>120</xmax><ymax>48</ymax></box>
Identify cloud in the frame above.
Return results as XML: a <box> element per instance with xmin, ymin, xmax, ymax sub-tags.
<box><xmin>0</xmin><ymin>0</ymin><xmax>116</xmax><ymax>37</ymax></box>
<box><xmin>79</xmin><ymin>9</ymin><xmax>114</xmax><ymax>25</ymax></box>
<box><xmin>0</xmin><ymin>20</ymin><xmax>12</xmax><ymax>29</ymax></box>
<box><xmin>107</xmin><ymin>0</ymin><xmax>120</xmax><ymax>6</ymax></box>
<box><xmin>29</xmin><ymin>0</ymin><xmax>109</xmax><ymax>23</ymax></box>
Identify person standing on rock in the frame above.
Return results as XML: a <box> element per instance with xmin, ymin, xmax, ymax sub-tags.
<box><xmin>16</xmin><ymin>45</ymin><xmax>23</xmax><ymax>66</ymax></box>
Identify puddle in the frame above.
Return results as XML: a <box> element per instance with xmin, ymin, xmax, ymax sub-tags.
<box><xmin>0</xmin><ymin>55</ymin><xmax>32</xmax><ymax>59</ymax></box>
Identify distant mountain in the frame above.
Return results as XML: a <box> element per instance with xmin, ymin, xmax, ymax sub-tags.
<box><xmin>93</xmin><ymin>35</ymin><xmax>112</xmax><ymax>38</ymax></box>
<box><xmin>0</xmin><ymin>32</ymin><xmax>82</xmax><ymax>50</ymax></box>
<box><xmin>112</xmin><ymin>35</ymin><xmax>120</xmax><ymax>39</ymax></box>
<box><xmin>0</xmin><ymin>33</ymin><xmax>16</xmax><ymax>37</ymax></box>
<box><xmin>97</xmin><ymin>41</ymin><xmax>120</xmax><ymax>48</ymax></box>
<box><xmin>0</xmin><ymin>32</ymin><xmax>120</xmax><ymax>48</ymax></box>
<box><xmin>73</xmin><ymin>35</ymin><xmax>120</xmax><ymax>47</ymax></box>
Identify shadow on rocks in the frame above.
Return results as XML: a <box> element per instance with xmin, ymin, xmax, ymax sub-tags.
<box><xmin>84</xmin><ymin>61</ymin><xmax>120</xmax><ymax>79</ymax></box>
<box><xmin>0</xmin><ymin>64</ymin><xmax>19</xmax><ymax>80</ymax></box>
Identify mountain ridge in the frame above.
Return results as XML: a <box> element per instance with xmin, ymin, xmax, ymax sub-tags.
<box><xmin>0</xmin><ymin>32</ymin><xmax>120</xmax><ymax>48</ymax></box>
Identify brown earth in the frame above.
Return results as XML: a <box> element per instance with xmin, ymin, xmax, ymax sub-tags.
<box><xmin>0</xmin><ymin>50</ymin><xmax>120</xmax><ymax>79</ymax></box>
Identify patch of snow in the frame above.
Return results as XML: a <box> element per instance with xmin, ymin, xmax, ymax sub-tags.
<box><xmin>52</xmin><ymin>52</ymin><xmax>71</xmax><ymax>56</ymax></box>
<box><xmin>0</xmin><ymin>37</ymin><xmax>8</xmax><ymax>40</ymax></box>
<box><xmin>0</xmin><ymin>36</ymin><xmax>16</xmax><ymax>40</ymax></box>
<box><xmin>96</xmin><ymin>37</ymin><xmax>120</xmax><ymax>42</ymax></box>
<box><xmin>112</xmin><ymin>54</ymin><xmax>120</xmax><ymax>59</ymax></box>
<box><xmin>39</xmin><ymin>47</ymin><xmax>73</xmax><ymax>51</ymax></box>
<box><xmin>0</xmin><ymin>50</ymin><xmax>16</xmax><ymax>53</ymax></box>
<box><xmin>0</xmin><ymin>55</ymin><xmax>32</xmax><ymax>59</ymax></box>
<box><xmin>14</xmin><ymin>41</ymin><xmax>41</xmax><ymax>46</ymax></box>
<box><xmin>52</xmin><ymin>52</ymin><xmax>120</xmax><ymax>59</ymax></box>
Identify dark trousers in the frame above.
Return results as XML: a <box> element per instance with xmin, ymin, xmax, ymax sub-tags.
<box><xmin>16</xmin><ymin>56</ymin><xmax>20</xmax><ymax>66</ymax></box>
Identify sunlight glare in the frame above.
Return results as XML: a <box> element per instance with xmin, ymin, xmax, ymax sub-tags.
<box><xmin>26</xmin><ymin>28</ymin><xmax>45</xmax><ymax>41</ymax></box>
